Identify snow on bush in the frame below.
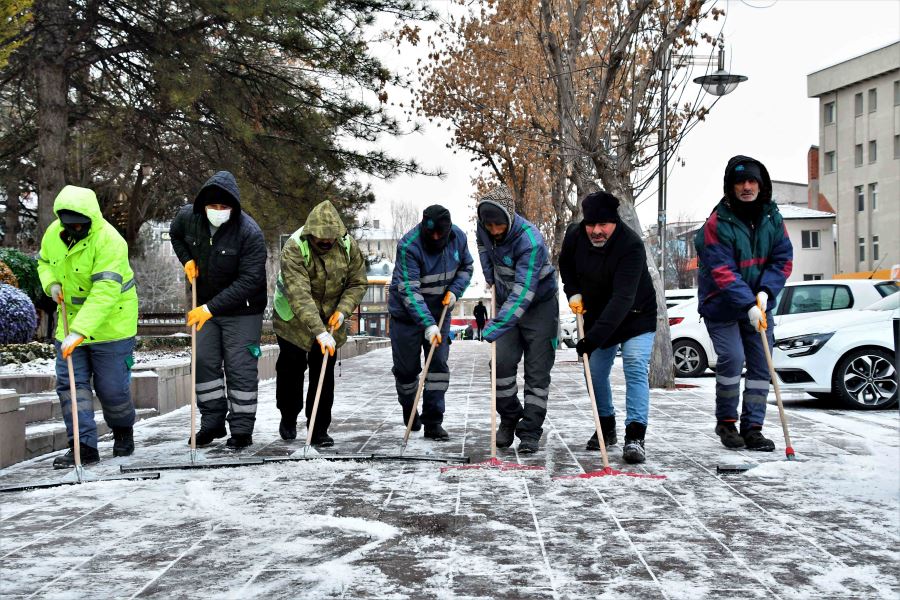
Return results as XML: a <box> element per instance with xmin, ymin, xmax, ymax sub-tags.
<box><xmin>0</xmin><ymin>341</ymin><xmax>55</xmax><ymax>364</ymax></box>
<box><xmin>0</xmin><ymin>248</ymin><xmax>41</xmax><ymax>305</ymax></box>
<box><xmin>0</xmin><ymin>283</ymin><xmax>37</xmax><ymax>344</ymax></box>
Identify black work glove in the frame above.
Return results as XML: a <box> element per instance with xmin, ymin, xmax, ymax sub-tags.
<box><xmin>575</xmin><ymin>337</ymin><xmax>597</xmax><ymax>358</ymax></box>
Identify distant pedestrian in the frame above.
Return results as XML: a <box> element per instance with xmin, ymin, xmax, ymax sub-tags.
<box><xmin>696</xmin><ymin>156</ymin><xmax>793</xmax><ymax>451</ymax></box>
<box><xmin>170</xmin><ymin>171</ymin><xmax>268</xmax><ymax>450</ymax></box>
<box><xmin>559</xmin><ymin>191</ymin><xmax>658</xmax><ymax>464</ymax></box>
<box><xmin>473</xmin><ymin>300</ymin><xmax>488</xmax><ymax>341</ymax></box>
<box><xmin>387</xmin><ymin>205</ymin><xmax>473</xmax><ymax>441</ymax></box>
<box><xmin>273</xmin><ymin>201</ymin><xmax>367</xmax><ymax>446</ymax></box>
<box><xmin>476</xmin><ymin>185</ymin><xmax>558</xmax><ymax>454</ymax></box>
<box><xmin>37</xmin><ymin>185</ymin><xmax>139</xmax><ymax>468</ymax></box>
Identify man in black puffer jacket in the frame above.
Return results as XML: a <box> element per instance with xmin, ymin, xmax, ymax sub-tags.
<box><xmin>170</xmin><ymin>171</ymin><xmax>268</xmax><ymax>449</ymax></box>
<box><xmin>559</xmin><ymin>191</ymin><xmax>657</xmax><ymax>464</ymax></box>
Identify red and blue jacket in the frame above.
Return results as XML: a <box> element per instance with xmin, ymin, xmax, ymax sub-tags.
<box><xmin>695</xmin><ymin>155</ymin><xmax>793</xmax><ymax>322</ymax></box>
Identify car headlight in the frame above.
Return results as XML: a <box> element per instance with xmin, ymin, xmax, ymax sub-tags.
<box><xmin>775</xmin><ymin>332</ymin><xmax>835</xmax><ymax>357</ymax></box>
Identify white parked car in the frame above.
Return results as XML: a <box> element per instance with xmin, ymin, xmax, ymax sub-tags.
<box><xmin>773</xmin><ymin>293</ymin><xmax>898</xmax><ymax>409</ymax></box>
<box><xmin>669</xmin><ymin>279</ymin><xmax>898</xmax><ymax>377</ymax></box>
<box><xmin>665</xmin><ymin>288</ymin><xmax>697</xmax><ymax>308</ymax></box>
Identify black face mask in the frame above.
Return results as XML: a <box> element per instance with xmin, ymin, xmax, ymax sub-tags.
<box><xmin>730</xmin><ymin>198</ymin><xmax>763</xmax><ymax>225</ymax></box>
<box><xmin>62</xmin><ymin>222</ymin><xmax>91</xmax><ymax>242</ymax></box>
<box><xmin>312</xmin><ymin>240</ymin><xmax>334</xmax><ymax>253</ymax></box>
<box><xmin>422</xmin><ymin>233</ymin><xmax>450</xmax><ymax>254</ymax></box>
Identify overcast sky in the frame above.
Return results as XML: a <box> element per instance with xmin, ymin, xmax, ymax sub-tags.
<box><xmin>357</xmin><ymin>0</ymin><xmax>899</xmax><ymax>271</ymax></box>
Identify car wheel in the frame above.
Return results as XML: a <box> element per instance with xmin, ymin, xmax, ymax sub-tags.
<box><xmin>832</xmin><ymin>347</ymin><xmax>898</xmax><ymax>410</ymax></box>
<box><xmin>672</xmin><ymin>339</ymin><xmax>708</xmax><ymax>378</ymax></box>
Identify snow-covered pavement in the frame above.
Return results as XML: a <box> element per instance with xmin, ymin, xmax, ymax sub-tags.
<box><xmin>1</xmin><ymin>341</ymin><xmax>898</xmax><ymax>599</ymax></box>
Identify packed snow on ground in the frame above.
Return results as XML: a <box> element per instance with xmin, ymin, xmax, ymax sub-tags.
<box><xmin>1</xmin><ymin>342</ymin><xmax>897</xmax><ymax>599</ymax></box>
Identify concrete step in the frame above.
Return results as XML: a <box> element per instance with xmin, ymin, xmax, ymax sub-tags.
<box><xmin>25</xmin><ymin>408</ymin><xmax>158</xmax><ymax>460</ymax></box>
<box><xmin>19</xmin><ymin>392</ymin><xmax>103</xmax><ymax>424</ymax></box>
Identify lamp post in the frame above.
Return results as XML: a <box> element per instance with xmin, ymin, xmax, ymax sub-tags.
<box><xmin>657</xmin><ymin>38</ymin><xmax>747</xmax><ymax>289</ymax></box>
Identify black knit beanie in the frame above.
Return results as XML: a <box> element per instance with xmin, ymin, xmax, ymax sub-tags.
<box><xmin>582</xmin><ymin>191</ymin><xmax>620</xmax><ymax>224</ymax></box>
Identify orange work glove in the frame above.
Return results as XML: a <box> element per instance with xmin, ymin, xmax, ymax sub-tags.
<box><xmin>61</xmin><ymin>332</ymin><xmax>85</xmax><ymax>358</ymax></box>
<box><xmin>187</xmin><ymin>304</ymin><xmax>213</xmax><ymax>331</ymax></box>
<box><xmin>442</xmin><ymin>291</ymin><xmax>457</xmax><ymax>307</ymax></box>
<box><xmin>568</xmin><ymin>294</ymin><xmax>584</xmax><ymax>315</ymax></box>
<box><xmin>328</xmin><ymin>311</ymin><xmax>344</xmax><ymax>330</ymax></box>
<box><xmin>49</xmin><ymin>283</ymin><xmax>64</xmax><ymax>304</ymax></box>
<box><xmin>184</xmin><ymin>260</ymin><xmax>199</xmax><ymax>283</ymax></box>
<box><xmin>316</xmin><ymin>331</ymin><xmax>336</xmax><ymax>356</ymax></box>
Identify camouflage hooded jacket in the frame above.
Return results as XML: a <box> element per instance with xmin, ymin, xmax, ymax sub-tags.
<box><xmin>273</xmin><ymin>201</ymin><xmax>367</xmax><ymax>351</ymax></box>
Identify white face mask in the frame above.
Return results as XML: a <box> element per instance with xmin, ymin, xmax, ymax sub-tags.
<box><xmin>206</xmin><ymin>207</ymin><xmax>232</xmax><ymax>227</ymax></box>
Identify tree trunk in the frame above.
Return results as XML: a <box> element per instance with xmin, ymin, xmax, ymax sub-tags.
<box><xmin>2</xmin><ymin>182</ymin><xmax>19</xmax><ymax>246</ymax></box>
<box><xmin>618</xmin><ymin>199</ymin><xmax>675</xmax><ymax>389</ymax></box>
<box><xmin>33</xmin><ymin>0</ymin><xmax>71</xmax><ymax>231</ymax></box>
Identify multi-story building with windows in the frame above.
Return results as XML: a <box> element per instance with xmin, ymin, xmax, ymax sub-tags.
<box><xmin>807</xmin><ymin>42</ymin><xmax>899</xmax><ymax>275</ymax></box>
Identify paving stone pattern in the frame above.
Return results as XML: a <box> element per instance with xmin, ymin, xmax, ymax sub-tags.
<box><xmin>1</xmin><ymin>342</ymin><xmax>897</xmax><ymax>599</ymax></box>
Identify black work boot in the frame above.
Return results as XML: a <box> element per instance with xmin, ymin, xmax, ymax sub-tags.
<box><xmin>424</xmin><ymin>424</ymin><xmax>449</xmax><ymax>441</ymax></box>
<box><xmin>622</xmin><ymin>422</ymin><xmax>646</xmax><ymax>464</ymax></box>
<box><xmin>190</xmin><ymin>426</ymin><xmax>226</xmax><ymax>447</ymax></box>
<box><xmin>714</xmin><ymin>421</ymin><xmax>746</xmax><ymax>449</ymax></box>
<box><xmin>53</xmin><ymin>443</ymin><xmax>100</xmax><ymax>469</ymax></box>
<box><xmin>586</xmin><ymin>415</ymin><xmax>618</xmax><ymax>449</ymax></box>
<box><xmin>226</xmin><ymin>434</ymin><xmax>253</xmax><ymax>449</ymax></box>
<box><xmin>402</xmin><ymin>405</ymin><xmax>422</xmax><ymax>432</ymax></box>
<box><xmin>279</xmin><ymin>414</ymin><xmax>297</xmax><ymax>440</ymax></box>
<box><xmin>496</xmin><ymin>421</ymin><xmax>517</xmax><ymax>448</ymax></box>
<box><xmin>742</xmin><ymin>427</ymin><xmax>775</xmax><ymax>452</ymax></box>
<box><xmin>517</xmin><ymin>437</ymin><xmax>539</xmax><ymax>454</ymax></box>
<box><xmin>311</xmin><ymin>433</ymin><xmax>335</xmax><ymax>447</ymax></box>
<box><xmin>112</xmin><ymin>426</ymin><xmax>134</xmax><ymax>457</ymax></box>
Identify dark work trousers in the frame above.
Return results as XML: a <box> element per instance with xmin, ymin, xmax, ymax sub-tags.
<box><xmin>493</xmin><ymin>296</ymin><xmax>559</xmax><ymax>442</ymax></box>
<box><xmin>275</xmin><ymin>335</ymin><xmax>337</xmax><ymax>438</ymax></box>
<box><xmin>390</xmin><ymin>315</ymin><xmax>452</xmax><ymax>426</ymax></box>
<box><xmin>705</xmin><ymin>311</ymin><xmax>774</xmax><ymax>432</ymax></box>
<box><xmin>195</xmin><ymin>313</ymin><xmax>263</xmax><ymax>436</ymax></box>
<box><xmin>475</xmin><ymin>320</ymin><xmax>486</xmax><ymax>341</ymax></box>
<box><xmin>54</xmin><ymin>337</ymin><xmax>136</xmax><ymax>448</ymax></box>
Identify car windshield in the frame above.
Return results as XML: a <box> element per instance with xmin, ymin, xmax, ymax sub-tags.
<box><xmin>864</xmin><ymin>293</ymin><xmax>900</xmax><ymax>311</ymax></box>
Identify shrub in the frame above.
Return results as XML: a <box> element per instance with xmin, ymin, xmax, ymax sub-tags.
<box><xmin>0</xmin><ymin>342</ymin><xmax>55</xmax><ymax>364</ymax></box>
<box><xmin>0</xmin><ymin>260</ymin><xmax>18</xmax><ymax>287</ymax></box>
<box><xmin>0</xmin><ymin>283</ymin><xmax>37</xmax><ymax>344</ymax></box>
<box><xmin>0</xmin><ymin>248</ymin><xmax>42</xmax><ymax>305</ymax></box>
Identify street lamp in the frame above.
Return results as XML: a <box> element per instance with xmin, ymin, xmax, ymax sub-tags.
<box><xmin>658</xmin><ymin>38</ymin><xmax>747</xmax><ymax>289</ymax></box>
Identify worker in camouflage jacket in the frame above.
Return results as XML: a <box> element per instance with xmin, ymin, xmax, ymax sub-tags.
<box><xmin>387</xmin><ymin>205</ymin><xmax>473</xmax><ymax>441</ymax></box>
<box><xmin>170</xmin><ymin>171</ymin><xmax>268</xmax><ymax>450</ymax></box>
<box><xmin>476</xmin><ymin>185</ymin><xmax>559</xmax><ymax>455</ymax></box>
<box><xmin>273</xmin><ymin>200</ymin><xmax>367</xmax><ymax>446</ymax></box>
<box><xmin>696</xmin><ymin>155</ymin><xmax>793</xmax><ymax>452</ymax></box>
<box><xmin>37</xmin><ymin>185</ymin><xmax>139</xmax><ymax>468</ymax></box>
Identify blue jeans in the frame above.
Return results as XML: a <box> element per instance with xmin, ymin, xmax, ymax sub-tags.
<box><xmin>587</xmin><ymin>331</ymin><xmax>655</xmax><ymax>426</ymax></box>
<box><xmin>54</xmin><ymin>337</ymin><xmax>136</xmax><ymax>448</ymax></box>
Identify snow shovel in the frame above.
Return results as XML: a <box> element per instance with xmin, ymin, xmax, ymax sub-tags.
<box><xmin>1</xmin><ymin>301</ymin><xmax>160</xmax><ymax>492</ymax></box>
<box><xmin>265</xmin><ymin>326</ymin><xmax>372</xmax><ymax>463</ymax></box>
<box><xmin>554</xmin><ymin>314</ymin><xmax>665</xmax><ymax>480</ymax></box>
<box><xmin>442</xmin><ymin>289</ymin><xmax>541</xmax><ymax>474</ymax></box>
<box><xmin>121</xmin><ymin>281</ymin><xmax>262</xmax><ymax>473</ymax></box>
<box><xmin>717</xmin><ymin>310</ymin><xmax>798</xmax><ymax>475</ymax></box>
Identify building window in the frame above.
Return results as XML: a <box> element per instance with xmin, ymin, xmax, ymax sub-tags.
<box><xmin>801</xmin><ymin>230</ymin><xmax>820</xmax><ymax>249</ymax></box>
<box><xmin>823</xmin><ymin>101</ymin><xmax>835</xmax><ymax>124</ymax></box>
<box><xmin>824</xmin><ymin>151</ymin><xmax>836</xmax><ymax>173</ymax></box>
<box><xmin>873</xmin><ymin>236</ymin><xmax>879</xmax><ymax>261</ymax></box>
<box><xmin>373</xmin><ymin>219</ymin><xmax>380</xmax><ymax>229</ymax></box>
<box><xmin>869</xmin><ymin>183</ymin><xmax>878</xmax><ymax>211</ymax></box>
<box><xmin>895</xmin><ymin>80</ymin><xmax>900</xmax><ymax>105</ymax></box>
<box><xmin>855</xmin><ymin>144</ymin><xmax>863</xmax><ymax>166</ymax></box>
<box><xmin>894</xmin><ymin>134</ymin><xmax>899</xmax><ymax>160</ymax></box>
<box><xmin>858</xmin><ymin>237</ymin><xmax>865</xmax><ymax>263</ymax></box>
<box><xmin>803</xmin><ymin>274</ymin><xmax>824</xmax><ymax>281</ymax></box>
<box><xmin>855</xmin><ymin>185</ymin><xmax>864</xmax><ymax>211</ymax></box>
<box><xmin>854</xmin><ymin>92</ymin><xmax>863</xmax><ymax>116</ymax></box>
<box><xmin>869</xmin><ymin>140</ymin><xmax>877</xmax><ymax>163</ymax></box>
<box><xmin>868</xmin><ymin>88</ymin><xmax>877</xmax><ymax>112</ymax></box>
